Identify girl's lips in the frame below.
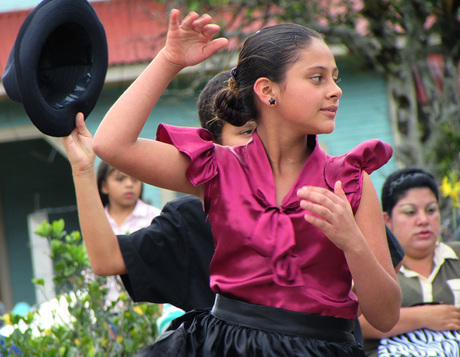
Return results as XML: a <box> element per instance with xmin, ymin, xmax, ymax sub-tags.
<box><xmin>320</xmin><ymin>106</ymin><xmax>338</xmax><ymax>117</ymax></box>
<box><xmin>321</xmin><ymin>105</ymin><xmax>338</xmax><ymax>113</ymax></box>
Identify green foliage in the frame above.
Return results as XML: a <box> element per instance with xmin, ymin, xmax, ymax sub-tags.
<box><xmin>0</xmin><ymin>220</ymin><xmax>160</xmax><ymax>356</ymax></box>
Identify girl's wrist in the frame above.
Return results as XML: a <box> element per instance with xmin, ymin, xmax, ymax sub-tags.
<box><xmin>159</xmin><ymin>48</ymin><xmax>184</xmax><ymax>70</ymax></box>
<box><xmin>72</xmin><ymin>165</ymin><xmax>96</xmax><ymax>179</ymax></box>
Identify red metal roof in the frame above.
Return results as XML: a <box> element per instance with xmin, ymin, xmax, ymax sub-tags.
<box><xmin>0</xmin><ymin>0</ymin><xmax>170</xmax><ymax>75</ymax></box>
<box><xmin>1</xmin><ymin>0</ymin><xmax>456</xmax><ymax>101</ymax></box>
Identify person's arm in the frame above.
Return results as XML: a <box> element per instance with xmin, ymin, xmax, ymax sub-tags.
<box><xmin>62</xmin><ymin>113</ymin><xmax>126</xmax><ymax>276</ymax></box>
<box><xmin>350</xmin><ymin>173</ymin><xmax>401</xmax><ymax>331</ymax></box>
<box><xmin>118</xmin><ymin>196</ymin><xmax>216</xmax><ymax>311</ymax></box>
<box><xmin>92</xmin><ymin>10</ymin><xmax>228</xmax><ymax>196</ymax></box>
<box><xmin>360</xmin><ymin>304</ymin><xmax>460</xmax><ymax>338</ymax></box>
<box><xmin>298</xmin><ymin>174</ymin><xmax>401</xmax><ymax>332</ymax></box>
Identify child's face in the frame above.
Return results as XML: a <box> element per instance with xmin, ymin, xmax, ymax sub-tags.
<box><xmin>102</xmin><ymin>170</ymin><xmax>143</xmax><ymax>208</ymax></box>
<box><xmin>220</xmin><ymin>120</ymin><xmax>256</xmax><ymax>146</ymax></box>
<box><xmin>275</xmin><ymin>38</ymin><xmax>342</xmax><ymax>135</ymax></box>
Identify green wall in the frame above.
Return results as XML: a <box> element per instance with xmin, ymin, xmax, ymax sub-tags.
<box><xmin>0</xmin><ymin>139</ymin><xmax>79</xmax><ymax>306</ymax></box>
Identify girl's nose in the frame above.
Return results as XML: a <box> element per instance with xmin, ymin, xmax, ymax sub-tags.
<box><xmin>328</xmin><ymin>81</ymin><xmax>342</xmax><ymax>99</ymax></box>
<box><xmin>124</xmin><ymin>177</ymin><xmax>136</xmax><ymax>186</ymax></box>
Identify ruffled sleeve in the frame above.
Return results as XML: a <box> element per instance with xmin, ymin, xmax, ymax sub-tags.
<box><xmin>156</xmin><ymin>124</ymin><xmax>218</xmax><ymax>186</ymax></box>
<box><xmin>324</xmin><ymin>139</ymin><xmax>392</xmax><ymax>211</ymax></box>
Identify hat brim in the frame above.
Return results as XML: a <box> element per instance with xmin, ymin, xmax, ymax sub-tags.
<box><xmin>12</xmin><ymin>0</ymin><xmax>108</xmax><ymax>137</ymax></box>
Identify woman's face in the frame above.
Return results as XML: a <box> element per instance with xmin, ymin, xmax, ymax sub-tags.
<box><xmin>384</xmin><ymin>187</ymin><xmax>441</xmax><ymax>259</ymax></box>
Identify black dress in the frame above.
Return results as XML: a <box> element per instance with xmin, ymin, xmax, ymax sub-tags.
<box><xmin>136</xmin><ymin>295</ymin><xmax>365</xmax><ymax>357</ymax></box>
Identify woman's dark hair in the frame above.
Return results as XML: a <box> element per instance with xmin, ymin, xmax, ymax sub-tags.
<box><xmin>96</xmin><ymin>161</ymin><xmax>143</xmax><ymax>207</ymax></box>
<box><xmin>197</xmin><ymin>70</ymin><xmax>231</xmax><ymax>144</ymax></box>
<box><xmin>214</xmin><ymin>23</ymin><xmax>323</xmax><ymax>127</ymax></box>
<box><xmin>381</xmin><ymin>167</ymin><xmax>439</xmax><ymax>216</ymax></box>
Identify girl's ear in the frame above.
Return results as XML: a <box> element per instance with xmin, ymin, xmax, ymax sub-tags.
<box><xmin>383</xmin><ymin>212</ymin><xmax>392</xmax><ymax>229</ymax></box>
<box><xmin>253</xmin><ymin>77</ymin><xmax>277</xmax><ymax>106</ymax></box>
<box><xmin>101</xmin><ymin>180</ymin><xmax>109</xmax><ymax>195</ymax></box>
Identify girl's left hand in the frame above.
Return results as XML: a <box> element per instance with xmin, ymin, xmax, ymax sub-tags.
<box><xmin>297</xmin><ymin>181</ymin><xmax>362</xmax><ymax>251</ymax></box>
<box><xmin>61</xmin><ymin>112</ymin><xmax>95</xmax><ymax>174</ymax></box>
<box><xmin>161</xmin><ymin>9</ymin><xmax>228</xmax><ymax>68</ymax></box>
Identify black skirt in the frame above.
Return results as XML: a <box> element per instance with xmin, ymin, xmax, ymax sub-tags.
<box><xmin>136</xmin><ymin>295</ymin><xmax>365</xmax><ymax>357</ymax></box>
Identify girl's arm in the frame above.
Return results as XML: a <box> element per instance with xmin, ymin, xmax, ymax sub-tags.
<box><xmin>92</xmin><ymin>10</ymin><xmax>228</xmax><ymax>196</ymax></box>
<box><xmin>298</xmin><ymin>173</ymin><xmax>401</xmax><ymax>332</ymax></box>
<box><xmin>62</xmin><ymin>113</ymin><xmax>127</xmax><ymax>276</ymax></box>
<box><xmin>348</xmin><ymin>173</ymin><xmax>401</xmax><ymax>331</ymax></box>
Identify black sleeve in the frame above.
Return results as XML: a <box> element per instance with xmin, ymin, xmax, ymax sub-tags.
<box><xmin>386</xmin><ymin>225</ymin><xmax>405</xmax><ymax>268</ymax></box>
<box><xmin>117</xmin><ymin>195</ymin><xmax>216</xmax><ymax>312</ymax></box>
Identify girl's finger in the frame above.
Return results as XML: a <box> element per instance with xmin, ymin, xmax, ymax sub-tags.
<box><xmin>75</xmin><ymin>112</ymin><xmax>85</xmax><ymax>127</ymax></box>
<box><xmin>333</xmin><ymin>180</ymin><xmax>347</xmax><ymax>201</ymax></box>
<box><xmin>201</xmin><ymin>24</ymin><xmax>222</xmax><ymax>39</ymax></box>
<box><xmin>179</xmin><ymin>11</ymin><xmax>199</xmax><ymax>31</ymax></box>
<box><xmin>299</xmin><ymin>188</ymin><xmax>338</xmax><ymax>211</ymax></box>
<box><xmin>168</xmin><ymin>9</ymin><xmax>181</xmax><ymax>32</ymax></box>
<box><xmin>191</xmin><ymin>14</ymin><xmax>213</xmax><ymax>33</ymax></box>
<box><xmin>203</xmin><ymin>37</ymin><xmax>229</xmax><ymax>58</ymax></box>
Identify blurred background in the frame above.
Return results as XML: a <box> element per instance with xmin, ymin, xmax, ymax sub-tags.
<box><xmin>0</xmin><ymin>0</ymin><xmax>458</xmax><ymax>313</ymax></box>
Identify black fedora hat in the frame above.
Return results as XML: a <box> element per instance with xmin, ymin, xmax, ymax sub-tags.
<box><xmin>2</xmin><ymin>0</ymin><xmax>108</xmax><ymax>137</ymax></box>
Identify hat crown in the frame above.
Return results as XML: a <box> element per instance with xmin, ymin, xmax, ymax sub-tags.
<box><xmin>38</xmin><ymin>22</ymin><xmax>93</xmax><ymax>108</ymax></box>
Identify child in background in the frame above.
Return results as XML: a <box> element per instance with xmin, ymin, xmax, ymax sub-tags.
<box><xmin>95</xmin><ymin>161</ymin><xmax>160</xmax><ymax>310</ymax></box>
<box><xmin>96</xmin><ymin>161</ymin><xmax>160</xmax><ymax>234</ymax></box>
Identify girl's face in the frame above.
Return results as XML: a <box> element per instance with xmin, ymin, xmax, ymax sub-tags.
<box><xmin>384</xmin><ymin>187</ymin><xmax>441</xmax><ymax>260</ymax></box>
<box><xmin>276</xmin><ymin>38</ymin><xmax>342</xmax><ymax>135</ymax></box>
<box><xmin>102</xmin><ymin>170</ymin><xmax>143</xmax><ymax>208</ymax></box>
<box><xmin>220</xmin><ymin>120</ymin><xmax>256</xmax><ymax>146</ymax></box>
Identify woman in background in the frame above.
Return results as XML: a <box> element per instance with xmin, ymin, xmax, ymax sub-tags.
<box><xmin>360</xmin><ymin>167</ymin><xmax>460</xmax><ymax>356</ymax></box>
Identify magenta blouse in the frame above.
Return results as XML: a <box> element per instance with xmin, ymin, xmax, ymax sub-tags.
<box><xmin>157</xmin><ymin>125</ymin><xmax>393</xmax><ymax>320</ymax></box>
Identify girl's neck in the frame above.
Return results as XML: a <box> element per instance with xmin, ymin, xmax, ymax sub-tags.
<box><xmin>257</xmin><ymin>126</ymin><xmax>312</xmax><ymax>173</ymax></box>
<box><xmin>256</xmin><ymin>127</ymin><xmax>314</xmax><ymax>206</ymax></box>
<box><xmin>107</xmin><ymin>202</ymin><xmax>136</xmax><ymax>226</ymax></box>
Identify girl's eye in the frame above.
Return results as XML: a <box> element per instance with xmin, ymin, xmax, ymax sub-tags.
<box><xmin>403</xmin><ymin>210</ymin><xmax>415</xmax><ymax>216</ymax></box>
<box><xmin>241</xmin><ymin>129</ymin><xmax>254</xmax><ymax>136</ymax></box>
<box><xmin>311</xmin><ymin>76</ymin><xmax>322</xmax><ymax>83</ymax></box>
<box><xmin>334</xmin><ymin>77</ymin><xmax>341</xmax><ymax>84</ymax></box>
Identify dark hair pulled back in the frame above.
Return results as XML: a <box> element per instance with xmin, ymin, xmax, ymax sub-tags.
<box><xmin>381</xmin><ymin>167</ymin><xmax>439</xmax><ymax>216</ymax></box>
<box><xmin>197</xmin><ymin>70</ymin><xmax>231</xmax><ymax>144</ymax></box>
<box><xmin>214</xmin><ymin>23</ymin><xmax>323</xmax><ymax>127</ymax></box>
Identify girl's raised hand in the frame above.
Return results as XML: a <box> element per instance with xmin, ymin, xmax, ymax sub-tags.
<box><xmin>161</xmin><ymin>9</ymin><xmax>228</xmax><ymax>68</ymax></box>
<box><xmin>61</xmin><ymin>112</ymin><xmax>95</xmax><ymax>174</ymax></box>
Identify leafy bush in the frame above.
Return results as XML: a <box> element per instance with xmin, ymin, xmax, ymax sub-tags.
<box><xmin>0</xmin><ymin>220</ymin><xmax>160</xmax><ymax>356</ymax></box>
